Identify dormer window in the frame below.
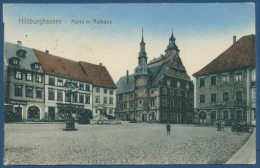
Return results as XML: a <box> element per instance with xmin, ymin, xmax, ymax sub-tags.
<box><xmin>9</xmin><ymin>57</ymin><xmax>20</xmax><ymax>65</ymax></box>
<box><xmin>16</xmin><ymin>49</ymin><xmax>27</xmax><ymax>58</ymax></box>
<box><xmin>31</xmin><ymin>62</ymin><xmax>40</xmax><ymax>70</ymax></box>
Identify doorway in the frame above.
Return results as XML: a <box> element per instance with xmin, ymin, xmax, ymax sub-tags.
<box><xmin>177</xmin><ymin>114</ymin><xmax>181</xmax><ymax>123</ymax></box>
<box><xmin>48</xmin><ymin>107</ymin><xmax>55</xmax><ymax>121</ymax></box>
<box><xmin>199</xmin><ymin>111</ymin><xmax>207</xmax><ymax>124</ymax></box>
<box><xmin>142</xmin><ymin>113</ymin><xmax>147</xmax><ymax>122</ymax></box>
<box><xmin>14</xmin><ymin>107</ymin><xmax>22</xmax><ymax>121</ymax></box>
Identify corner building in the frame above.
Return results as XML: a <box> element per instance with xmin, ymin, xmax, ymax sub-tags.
<box><xmin>193</xmin><ymin>35</ymin><xmax>256</xmax><ymax>126</ymax></box>
<box><xmin>115</xmin><ymin>31</ymin><xmax>194</xmax><ymax>123</ymax></box>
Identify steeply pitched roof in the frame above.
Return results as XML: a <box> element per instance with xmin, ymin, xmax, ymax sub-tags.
<box><xmin>4</xmin><ymin>42</ymin><xmax>44</xmax><ymax>73</ymax></box>
<box><xmin>150</xmin><ymin>61</ymin><xmax>172</xmax><ymax>87</ymax></box>
<box><xmin>33</xmin><ymin>49</ymin><xmax>91</xmax><ymax>83</ymax></box>
<box><xmin>193</xmin><ymin>34</ymin><xmax>256</xmax><ymax>77</ymax></box>
<box><xmin>116</xmin><ymin>74</ymin><xmax>135</xmax><ymax>94</ymax></box>
<box><xmin>79</xmin><ymin>61</ymin><xmax>117</xmax><ymax>89</ymax></box>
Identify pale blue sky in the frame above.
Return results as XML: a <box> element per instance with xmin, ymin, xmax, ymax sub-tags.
<box><xmin>3</xmin><ymin>3</ymin><xmax>255</xmax><ymax>82</ymax></box>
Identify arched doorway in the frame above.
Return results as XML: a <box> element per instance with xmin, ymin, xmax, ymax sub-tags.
<box><xmin>199</xmin><ymin>111</ymin><xmax>207</xmax><ymax>124</ymax></box>
<box><xmin>142</xmin><ymin>113</ymin><xmax>147</xmax><ymax>122</ymax></box>
<box><xmin>27</xmin><ymin>106</ymin><xmax>40</xmax><ymax>119</ymax></box>
<box><xmin>186</xmin><ymin>113</ymin><xmax>193</xmax><ymax>124</ymax></box>
<box><xmin>126</xmin><ymin>113</ymin><xmax>130</xmax><ymax>121</ymax></box>
<box><xmin>148</xmin><ymin>111</ymin><xmax>155</xmax><ymax>121</ymax></box>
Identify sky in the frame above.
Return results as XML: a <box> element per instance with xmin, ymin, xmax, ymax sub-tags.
<box><xmin>3</xmin><ymin>3</ymin><xmax>255</xmax><ymax>83</ymax></box>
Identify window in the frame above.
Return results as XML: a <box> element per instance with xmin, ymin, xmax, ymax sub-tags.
<box><xmin>163</xmin><ymin>113</ymin><xmax>167</xmax><ymax>120</ymax></box>
<box><xmin>170</xmin><ymin>89</ymin><xmax>174</xmax><ymax>96</ymax></box>
<box><xmin>72</xmin><ymin>93</ymin><xmax>78</xmax><ymax>103</ymax></box>
<box><xmin>171</xmin><ymin>114</ymin><xmax>174</xmax><ymax>121</ymax></box>
<box><xmin>211</xmin><ymin>111</ymin><xmax>216</xmax><ymax>120</ymax></box>
<box><xmin>117</xmin><ymin>95</ymin><xmax>119</xmax><ymax>100</ymax></box>
<box><xmin>199</xmin><ymin>77</ymin><xmax>205</xmax><ymax>87</ymax></box>
<box><xmin>130</xmin><ymin>102</ymin><xmax>134</xmax><ymax>109</ymax></box>
<box><xmin>236</xmin><ymin>110</ymin><xmax>243</xmax><ymax>119</ymax></box>
<box><xmin>163</xmin><ymin>88</ymin><xmax>167</xmax><ymax>95</ymax></box>
<box><xmin>57</xmin><ymin>79</ymin><xmax>63</xmax><ymax>87</ymax></box>
<box><xmin>15</xmin><ymin>71</ymin><xmax>22</xmax><ymax>79</ymax></box>
<box><xmin>14</xmin><ymin>85</ymin><xmax>23</xmax><ymax>97</ymax></box>
<box><xmin>186</xmin><ymin>82</ymin><xmax>189</xmax><ymax>89</ymax></box>
<box><xmin>235</xmin><ymin>72</ymin><xmax>242</xmax><ymax>82</ymax></box>
<box><xmin>252</xmin><ymin>70</ymin><xmax>256</xmax><ymax>81</ymax></box>
<box><xmin>85</xmin><ymin>84</ymin><xmax>90</xmax><ymax>91</ymax></box>
<box><xmin>104</xmin><ymin>97</ymin><xmax>107</xmax><ymax>104</ymax></box>
<box><xmin>142</xmin><ymin>89</ymin><xmax>146</xmax><ymax>92</ymax></box>
<box><xmin>79</xmin><ymin>83</ymin><xmax>84</xmax><ymax>90</ymax></box>
<box><xmin>109</xmin><ymin>89</ymin><xmax>113</xmax><ymax>95</ymax></box>
<box><xmin>36</xmin><ymin>88</ymin><xmax>42</xmax><ymax>99</ymax></box>
<box><xmin>34</xmin><ymin>63</ymin><xmax>39</xmax><ymax>69</ymax></box>
<box><xmin>185</xmin><ymin>92</ymin><xmax>188</xmax><ymax>98</ymax></box>
<box><xmin>85</xmin><ymin>94</ymin><xmax>90</xmax><ymax>104</ymax></box>
<box><xmin>109</xmin><ymin>98</ymin><xmax>113</xmax><ymax>105</ymax></box>
<box><xmin>12</xmin><ymin>58</ymin><xmax>19</xmax><ymax>65</ymax></box>
<box><xmin>49</xmin><ymin>77</ymin><xmax>55</xmax><ymax>86</ymax></box>
<box><xmin>200</xmin><ymin>95</ymin><xmax>205</xmax><ymax>103</ymax></box>
<box><xmin>48</xmin><ymin>89</ymin><xmax>55</xmax><ymax>100</ymax></box>
<box><xmin>65</xmin><ymin>92</ymin><xmax>70</xmax><ymax>102</ymax></box>
<box><xmin>26</xmin><ymin>73</ymin><xmax>32</xmax><ymax>81</ymax></box>
<box><xmin>163</xmin><ymin>99</ymin><xmax>167</xmax><ymax>106</ymax></box>
<box><xmin>138</xmin><ymin>100</ymin><xmax>143</xmax><ymax>105</ymax></box>
<box><xmin>123</xmin><ymin>102</ymin><xmax>126</xmax><ymax>109</ymax></box>
<box><xmin>79</xmin><ymin>94</ymin><xmax>84</xmax><ymax>103</ymax></box>
<box><xmin>190</xmin><ymin>92</ymin><xmax>193</xmax><ymax>98</ymax></box>
<box><xmin>223</xmin><ymin>92</ymin><xmax>229</xmax><ymax>102</ymax></box>
<box><xmin>210</xmin><ymin>76</ymin><xmax>216</xmax><ymax>86</ymax></box>
<box><xmin>236</xmin><ymin>91</ymin><xmax>243</xmax><ymax>102</ymax></box>
<box><xmin>96</xmin><ymin>87</ymin><xmax>100</xmax><ymax>93</ymax></box>
<box><xmin>95</xmin><ymin>96</ymin><xmax>100</xmax><ymax>103</ymax></box>
<box><xmin>177</xmin><ymin>81</ymin><xmax>180</xmax><ymax>88</ymax></box>
<box><xmin>104</xmin><ymin>88</ymin><xmax>107</xmax><ymax>94</ymax></box>
<box><xmin>177</xmin><ymin>101</ymin><xmax>181</xmax><ymax>108</ymax></box>
<box><xmin>222</xmin><ymin>73</ymin><xmax>229</xmax><ymax>84</ymax></box>
<box><xmin>170</xmin><ymin>100</ymin><xmax>174</xmax><ymax>107</ymax></box>
<box><xmin>167</xmin><ymin>80</ymin><xmax>170</xmax><ymax>87</ymax></box>
<box><xmin>177</xmin><ymin>90</ymin><xmax>181</xmax><ymax>96</ymax></box>
<box><xmin>211</xmin><ymin>93</ymin><xmax>217</xmax><ymax>102</ymax></box>
<box><xmin>223</xmin><ymin>110</ymin><xmax>229</xmax><ymax>119</ymax></box>
<box><xmin>26</xmin><ymin>86</ymin><xmax>33</xmax><ymax>98</ymax></box>
<box><xmin>57</xmin><ymin>91</ymin><xmax>63</xmax><ymax>101</ymax></box>
<box><xmin>252</xmin><ymin>89</ymin><xmax>256</xmax><ymax>100</ymax></box>
<box><xmin>150</xmin><ymin>89</ymin><xmax>154</xmax><ymax>94</ymax></box>
<box><xmin>123</xmin><ymin>94</ymin><xmax>126</xmax><ymax>99</ymax></box>
<box><xmin>109</xmin><ymin>109</ymin><xmax>113</xmax><ymax>114</ymax></box>
<box><xmin>130</xmin><ymin>92</ymin><xmax>133</xmax><ymax>98</ymax></box>
<box><xmin>36</xmin><ymin>74</ymin><xmax>42</xmax><ymax>83</ymax></box>
<box><xmin>150</xmin><ymin>99</ymin><xmax>155</xmax><ymax>107</ymax></box>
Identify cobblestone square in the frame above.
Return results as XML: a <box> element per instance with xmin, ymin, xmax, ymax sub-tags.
<box><xmin>4</xmin><ymin>122</ymin><xmax>253</xmax><ymax>165</ymax></box>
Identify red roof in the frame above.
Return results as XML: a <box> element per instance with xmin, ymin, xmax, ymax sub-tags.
<box><xmin>79</xmin><ymin>61</ymin><xmax>117</xmax><ymax>89</ymax></box>
<box><xmin>193</xmin><ymin>34</ymin><xmax>256</xmax><ymax>77</ymax></box>
<box><xmin>33</xmin><ymin>49</ymin><xmax>92</xmax><ymax>83</ymax></box>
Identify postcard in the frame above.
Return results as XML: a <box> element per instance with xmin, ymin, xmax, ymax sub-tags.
<box><xmin>3</xmin><ymin>3</ymin><xmax>256</xmax><ymax>165</ymax></box>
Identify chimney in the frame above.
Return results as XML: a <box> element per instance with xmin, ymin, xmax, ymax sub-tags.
<box><xmin>99</xmin><ymin>63</ymin><xmax>103</xmax><ymax>66</ymax></box>
<box><xmin>126</xmin><ymin>70</ymin><xmax>129</xmax><ymax>85</ymax></box>
<box><xmin>45</xmin><ymin>50</ymin><xmax>49</xmax><ymax>54</ymax></box>
<box><xmin>17</xmin><ymin>41</ymin><xmax>22</xmax><ymax>47</ymax></box>
<box><xmin>233</xmin><ymin>36</ymin><xmax>236</xmax><ymax>44</ymax></box>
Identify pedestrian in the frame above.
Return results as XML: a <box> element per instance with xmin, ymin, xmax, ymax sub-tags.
<box><xmin>166</xmin><ymin>122</ymin><xmax>171</xmax><ymax>135</ymax></box>
<box><xmin>217</xmin><ymin>120</ymin><xmax>221</xmax><ymax>131</ymax></box>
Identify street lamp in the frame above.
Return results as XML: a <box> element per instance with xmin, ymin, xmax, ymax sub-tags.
<box><xmin>63</xmin><ymin>80</ymin><xmax>78</xmax><ymax>131</ymax></box>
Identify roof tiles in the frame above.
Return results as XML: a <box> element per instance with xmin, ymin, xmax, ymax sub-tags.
<box><xmin>193</xmin><ymin>34</ymin><xmax>256</xmax><ymax>77</ymax></box>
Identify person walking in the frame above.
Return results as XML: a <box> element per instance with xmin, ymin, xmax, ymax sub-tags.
<box><xmin>166</xmin><ymin>122</ymin><xmax>171</xmax><ymax>135</ymax></box>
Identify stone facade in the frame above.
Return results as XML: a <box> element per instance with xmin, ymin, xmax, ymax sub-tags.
<box><xmin>193</xmin><ymin>35</ymin><xmax>256</xmax><ymax>126</ymax></box>
<box><xmin>115</xmin><ymin>31</ymin><xmax>194</xmax><ymax>123</ymax></box>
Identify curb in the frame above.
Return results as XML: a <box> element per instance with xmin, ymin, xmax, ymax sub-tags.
<box><xmin>226</xmin><ymin>128</ymin><xmax>256</xmax><ymax>164</ymax></box>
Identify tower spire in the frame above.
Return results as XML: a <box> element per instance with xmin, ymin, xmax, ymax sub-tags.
<box><xmin>141</xmin><ymin>28</ymin><xmax>144</xmax><ymax>43</ymax></box>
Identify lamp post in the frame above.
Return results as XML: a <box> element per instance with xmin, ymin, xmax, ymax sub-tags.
<box><xmin>63</xmin><ymin>80</ymin><xmax>78</xmax><ymax>131</ymax></box>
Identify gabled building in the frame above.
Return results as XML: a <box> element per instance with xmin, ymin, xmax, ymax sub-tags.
<box><xmin>33</xmin><ymin>49</ymin><xmax>93</xmax><ymax>121</ymax></box>
<box><xmin>115</xmin><ymin>31</ymin><xmax>194</xmax><ymax>123</ymax></box>
<box><xmin>4</xmin><ymin>41</ymin><xmax>45</xmax><ymax>121</ymax></box>
<box><xmin>193</xmin><ymin>35</ymin><xmax>256</xmax><ymax>126</ymax></box>
<box><xmin>79</xmin><ymin>62</ymin><xmax>117</xmax><ymax>117</ymax></box>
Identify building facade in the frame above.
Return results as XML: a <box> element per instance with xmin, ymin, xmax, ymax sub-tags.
<box><xmin>33</xmin><ymin>49</ymin><xmax>93</xmax><ymax>121</ymax></box>
<box><xmin>193</xmin><ymin>35</ymin><xmax>256</xmax><ymax>126</ymax></box>
<box><xmin>4</xmin><ymin>41</ymin><xmax>45</xmax><ymax>121</ymax></box>
<box><xmin>79</xmin><ymin>62</ymin><xmax>117</xmax><ymax>118</ymax></box>
<box><xmin>115</xmin><ymin>31</ymin><xmax>194</xmax><ymax>123</ymax></box>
